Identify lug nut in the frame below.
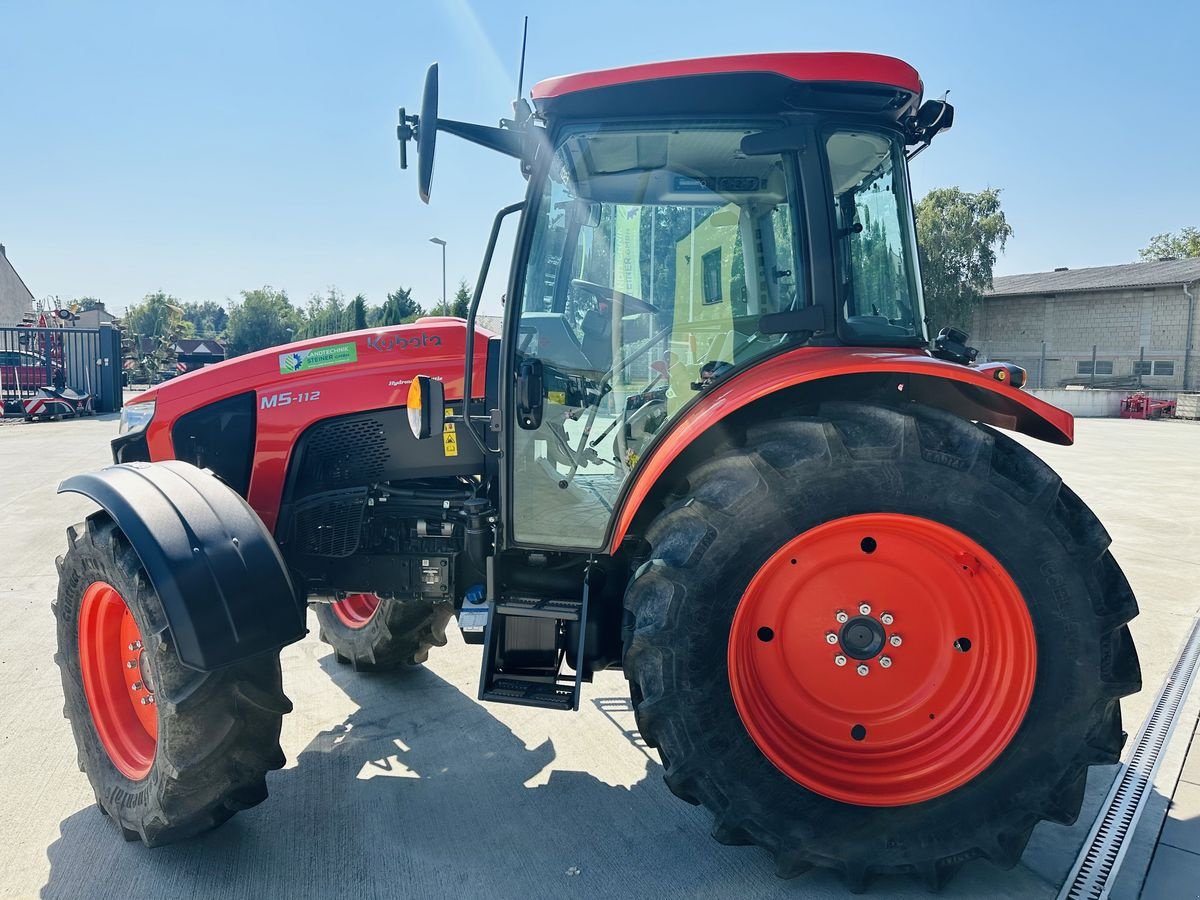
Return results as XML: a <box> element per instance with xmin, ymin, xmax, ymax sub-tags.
<box><xmin>126</xmin><ymin>660</ymin><xmax>138</xmax><ymax>669</ymax></box>
<box><xmin>890</xmin><ymin>634</ymin><xmax>903</xmax><ymax>647</ymax></box>
<box><xmin>834</xmin><ymin>655</ymin><xmax>847</xmax><ymax>667</ymax></box>
<box><xmin>856</xmin><ymin>664</ymin><xmax>869</xmax><ymax>676</ymax></box>
<box><xmin>835</xmin><ymin>610</ymin><xmax>849</xmax><ymax>624</ymax></box>
<box><xmin>880</xmin><ymin>656</ymin><xmax>892</xmax><ymax>668</ymax></box>
<box><xmin>131</xmin><ymin>681</ymin><xmax>144</xmax><ymax>692</ymax></box>
<box><xmin>859</xmin><ymin>603</ymin><xmax>872</xmax><ymax>616</ymax></box>
<box><xmin>825</xmin><ymin>632</ymin><xmax>839</xmax><ymax>645</ymax></box>
<box><xmin>127</xmin><ymin>641</ymin><xmax>142</xmax><ymax>651</ymax></box>
<box><xmin>140</xmin><ymin>695</ymin><xmax>156</xmax><ymax>706</ymax></box>
<box><xmin>880</xmin><ymin>612</ymin><xmax>894</xmax><ymax>626</ymax></box>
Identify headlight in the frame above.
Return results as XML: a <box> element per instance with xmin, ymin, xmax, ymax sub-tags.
<box><xmin>118</xmin><ymin>400</ymin><xmax>156</xmax><ymax>435</ymax></box>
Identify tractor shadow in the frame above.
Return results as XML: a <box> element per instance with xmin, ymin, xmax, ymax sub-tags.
<box><xmin>40</xmin><ymin>642</ymin><xmax>1090</xmax><ymax>900</ymax></box>
<box><xmin>38</xmin><ymin>648</ymin><xmax>759</xmax><ymax>899</ymax></box>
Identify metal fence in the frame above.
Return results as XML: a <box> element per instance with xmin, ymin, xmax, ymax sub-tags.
<box><xmin>0</xmin><ymin>323</ymin><xmax>123</xmax><ymax>414</ymax></box>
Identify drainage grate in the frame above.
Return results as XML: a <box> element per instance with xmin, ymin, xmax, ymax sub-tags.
<box><xmin>1057</xmin><ymin>616</ymin><xmax>1200</xmax><ymax>900</ymax></box>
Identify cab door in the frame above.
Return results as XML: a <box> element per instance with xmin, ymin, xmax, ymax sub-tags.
<box><xmin>504</xmin><ymin>126</ymin><xmax>806</xmax><ymax>551</ymax></box>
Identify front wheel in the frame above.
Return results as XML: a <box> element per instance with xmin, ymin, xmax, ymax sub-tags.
<box><xmin>54</xmin><ymin>514</ymin><xmax>291</xmax><ymax>846</ymax></box>
<box><xmin>623</xmin><ymin>402</ymin><xmax>1140</xmax><ymax>891</ymax></box>
<box><xmin>313</xmin><ymin>593</ymin><xmax>453</xmax><ymax>671</ymax></box>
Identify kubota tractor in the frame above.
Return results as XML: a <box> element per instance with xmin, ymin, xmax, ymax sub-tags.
<box><xmin>54</xmin><ymin>53</ymin><xmax>1140</xmax><ymax>890</ymax></box>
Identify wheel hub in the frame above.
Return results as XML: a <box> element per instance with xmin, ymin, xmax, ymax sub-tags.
<box><xmin>331</xmin><ymin>593</ymin><xmax>382</xmax><ymax>629</ymax></box>
<box><xmin>838</xmin><ymin>615</ymin><xmax>885</xmax><ymax>660</ymax></box>
<box><xmin>727</xmin><ymin>513</ymin><xmax>1037</xmax><ymax>807</ymax></box>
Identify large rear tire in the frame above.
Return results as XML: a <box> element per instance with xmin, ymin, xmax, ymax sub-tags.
<box><xmin>314</xmin><ymin>594</ymin><xmax>453</xmax><ymax>671</ymax></box>
<box><xmin>54</xmin><ymin>513</ymin><xmax>291</xmax><ymax>846</ymax></box>
<box><xmin>623</xmin><ymin>402</ymin><xmax>1140</xmax><ymax>891</ymax></box>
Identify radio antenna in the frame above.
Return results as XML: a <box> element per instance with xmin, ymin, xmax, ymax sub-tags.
<box><xmin>516</xmin><ymin>16</ymin><xmax>529</xmax><ymax>103</ymax></box>
<box><xmin>510</xmin><ymin>15</ymin><xmax>532</xmax><ymax>124</ymax></box>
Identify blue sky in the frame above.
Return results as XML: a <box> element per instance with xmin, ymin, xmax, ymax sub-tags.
<box><xmin>2</xmin><ymin>0</ymin><xmax>1196</xmax><ymax>318</ymax></box>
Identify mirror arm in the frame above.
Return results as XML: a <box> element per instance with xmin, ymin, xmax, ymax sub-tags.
<box><xmin>437</xmin><ymin>119</ymin><xmax>526</xmax><ymax>160</ymax></box>
<box><xmin>905</xmin><ymin>141</ymin><xmax>931</xmax><ymax>162</ymax></box>
<box><xmin>461</xmin><ymin>200</ymin><xmax>526</xmax><ymax>457</ymax></box>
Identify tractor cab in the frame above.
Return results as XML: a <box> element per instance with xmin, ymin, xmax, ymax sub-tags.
<box><xmin>507</xmin><ymin>58</ymin><xmax>936</xmax><ymax>550</ymax></box>
<box><xmin>400</xmin><ymin>53</ymin><xmax>951</xmax><ymax>552</ymax></box>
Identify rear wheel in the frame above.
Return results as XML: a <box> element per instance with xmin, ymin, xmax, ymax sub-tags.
<box><xmin>623</xmin><ymin>402</ymin><xmax>1140</xmax><ymax>891</ymax></box>
<box><xmin>314</xmin><ymin>593</ymin><xmax>453</xmax><ymax>671</ymax></box>
<box><xmin>54</xmin><ymin>514</ymin><xmax>291</xmax><ymax>846</ymax></box>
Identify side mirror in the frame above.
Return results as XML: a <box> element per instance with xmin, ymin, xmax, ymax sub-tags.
<box><xmin>417</xmin><ymin>63</ymin><xmax>439</xmax><ymax>204</ymax></box>
<box><xmin>406</xmin><ymin>375</ymin><xmax>445</xmax><ymax>439</ymax></box>
<box><xmin>913</xmin><ymin>98</ymin><xmax>954</xmax><ymax>141</ymax></box>
<box><xmin>917</xmin><ymin>99</ymin><xmax>953</xmax><ymax>130</ymax></box>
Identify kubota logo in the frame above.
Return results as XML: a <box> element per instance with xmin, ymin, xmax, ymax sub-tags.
<box><xmin>367</xmin><ymin>332</ymin><xmax>442</xmax><ymax>353</ymax></box>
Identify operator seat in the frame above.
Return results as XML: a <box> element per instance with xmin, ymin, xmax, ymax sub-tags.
<box><xmin>579</xmin><ymin>306</ymin><xmax>613</xmax><ymax>373</ymax></box>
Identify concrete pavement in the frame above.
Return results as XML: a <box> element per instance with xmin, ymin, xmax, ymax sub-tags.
<box><xmin>0</xmin><ymin>415</ymin><xmax>1198</xmax><ymax>898</ymax></box>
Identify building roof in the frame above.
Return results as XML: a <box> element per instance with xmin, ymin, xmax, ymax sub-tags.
<box><xmin>175</xmin><ymin>339</ymin><xmax>225</xmax><ymax>356</ymax></box>
<box><xmin>531</xmin><ymin>52</ymin><xmax>922</xmax><ymax>100</ymax></box>
<box><xmin>988</xmin><ymin>258</ymin><xmax>1200</xmax><ymax>297</ymax></box>
<box><xmin>0</xmin><ymin>244</ymin><xmax>35</xmax><ymax>303</ymax></box>
<box><xmin>135</xmin><ymin>338</ymin><xmax>226</xmax><ymax>355</ymax></box>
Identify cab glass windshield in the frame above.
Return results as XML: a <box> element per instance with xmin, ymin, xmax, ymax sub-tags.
<box><xmin>511</xmin><ymin>124</ymin><xmax>805</xmax><ymax>548</ymax></box>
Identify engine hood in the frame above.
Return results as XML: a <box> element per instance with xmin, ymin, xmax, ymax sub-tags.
<box><xmin>127</xmin><ymin>317</ymin><xmax>498</xmax><ymax>536</ymax></box>
<box><xmin>132</xmin><ymin>317</ymin><xmax>495</xmax><ymax>410</ymax></box>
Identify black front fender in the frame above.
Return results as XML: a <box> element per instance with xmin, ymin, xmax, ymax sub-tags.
<box><xmin>59</xmin><ymin>460</ymin><xmax>305</xmax><ymax>671</ymax></box>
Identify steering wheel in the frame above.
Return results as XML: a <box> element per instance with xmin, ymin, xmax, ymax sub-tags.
<box><xmin>571</xmin><ymin>279</ymin><xmax>661</xmax><ymax>316</ymax></box>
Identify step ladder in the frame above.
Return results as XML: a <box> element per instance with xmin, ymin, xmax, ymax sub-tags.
<box><xmin>477</xmin><ymin>579</ymin><xmax>591</xmax><ymax>712</ymax></box>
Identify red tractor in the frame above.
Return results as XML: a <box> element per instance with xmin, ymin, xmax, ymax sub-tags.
<box><xmin>54</xmin><ymin>53</ymin><xmax>1139</xmax><ymax>890</ymax></box>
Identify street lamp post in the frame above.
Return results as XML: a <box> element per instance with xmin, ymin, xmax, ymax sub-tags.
<box><xmin>429</xmin><ymin>237</ymin><xmax>447</xmax><ymax>316</ymax></box>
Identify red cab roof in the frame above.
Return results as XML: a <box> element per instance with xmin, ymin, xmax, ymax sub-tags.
<box><xmin>531</xmin><ymin>52</ymin><xmax>922</xmax><ymax>101</ymax></box>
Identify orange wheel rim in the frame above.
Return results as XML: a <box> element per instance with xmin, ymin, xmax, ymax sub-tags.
<box><xmin>332</xmin><ymin>593</ymin><xmax>381</xmax><ymax>629</ymax></box>
<box><xmin>78</xmin><ymin>582</ymin><xmax>157</xmax><ymax>780</ymax></box>
<box><xmin>727</xmin><ymin>513</ymin><xmax>1036</xmax><ymax>806</ymax></box>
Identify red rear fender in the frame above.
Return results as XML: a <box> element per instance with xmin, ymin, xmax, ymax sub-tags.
<box><xmin>608</xmin><ymin>347</ymin><xmax>1072</xmax><ymax>553</ymax></box>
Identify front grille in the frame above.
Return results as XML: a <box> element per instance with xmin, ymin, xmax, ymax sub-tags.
<box><xmin>293</xmin><ymin>490</ymin><xmax>368</xmax><ymax>558</ymax></box>
<box><xmin>298</xmin><ymin>417</ymin><xmax>390</xmax><ymax>492</ymax></box>
<box><xmin>170</xmin><ymin>392</ymin><xmax>256</xmax><ymax>496</ymax></box>
<box><xmin>111</xmin><ymin>430</ymin><xmax>151</xmax><ymax>464</ymax></box>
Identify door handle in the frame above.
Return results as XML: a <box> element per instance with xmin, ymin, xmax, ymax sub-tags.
<box><xmin>516</xmin><ymin>358</ymin><xmax>544</xmax><ymax>430</ymax></box>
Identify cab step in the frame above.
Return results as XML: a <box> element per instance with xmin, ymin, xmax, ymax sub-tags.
<box><xmin>477</xmin><ymin>572</ymin><xmax>592</xmax><ymax>712</ymax></box>
<box><xmin>480</xmin><ymin>676</ymin><xmax>577</xmax><ymax>711</ymax></box>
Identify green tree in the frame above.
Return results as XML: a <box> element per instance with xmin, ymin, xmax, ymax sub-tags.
<box><xmin>121</xmin><ymin>292</ymin><xmax>191</xmax><ymax>382</ymax></box>
<box><xmin>451</xmin><ymin>280</ymin><xmax>472</xmax><ymax>318</ymax></box>
<box><xmin>124</xmin><ymin>291</ymin><xmax>193</xmax><ymax>340</ymax></box>
<box><xmin>180</xmin><ymin>300</ymin><xmax>228</xmax><ymax>337</ymax></box>
<box><xmin>380</xmin><ymin>286</ymin><xmax>423</xmax><ymax>325</ymax></box>
<box><xmin>347</xmin><ymin>293</ymin><xmax>368</xmax><ymax>331</ymax></box>
<box><xmin>1139</xmin><ymin>226</ymin><xmax>1200</xmax><ymax>260</ymax></box>
<box><xmin>73</xmin><ymin>297</ymin><xmax>105</xmax><ymax>312</ymax></box>
<box><xmin>915</xmin><ymin>187</ymin><xmax>1013</xmax><ymax>335</ymax></box>
<box><xmin>224</xmin><ymin>287</ymin><xmax>302</xmax><ymax>356</ymax></box>
<box><xmin>300</xmin><ymin>287</ymin><xmax>346</xmax><ymax>339</ymax></box>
